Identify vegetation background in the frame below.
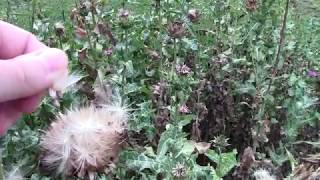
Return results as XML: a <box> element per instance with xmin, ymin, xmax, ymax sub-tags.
<box><xmin>0</xmin><ymin>0</ymin><xmax>319</xmax><ymax>179</ymax></box>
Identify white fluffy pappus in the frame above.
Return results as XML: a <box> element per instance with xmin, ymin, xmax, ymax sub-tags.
<box><xmin>39</xmin><ymin>104</ymin><xmax>128</xmax><ymax>178</ymax></box>
<box><xmin>5</xmin><ymin>167</ymin><xmax>24</xmax><ymax>180</ymax></box>
<box><xmin>253</xmin><ymin>169</ymin><xmax>276</xmax><ymax>180</ymax></box>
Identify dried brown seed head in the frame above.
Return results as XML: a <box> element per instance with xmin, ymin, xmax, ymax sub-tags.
<box><xmin>188</xmin><ymin>9</ymin><xmax>201</xmax><ymax>23</ymax></box>
<box><xmin>245</xmin><ymin>0</ymin><xmax>259</xmax><ymax>12</ymax></box>
<box><xmin>54</xmin><ymin>22</ymin><xmax>65</xmax><ymax>37</ymax></box>
<box><xmin>74</xmin><ymin>27</ymin><xmax>87</xmax><ymax>39</ymax></box>
<box><xmin>167</xmin><ymin>21</ymin><xmax>186</xmax><ymax>39</ymax></box>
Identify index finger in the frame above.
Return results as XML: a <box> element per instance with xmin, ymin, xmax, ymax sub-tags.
<box><xmin>0</xmin><ymin>20</ymin><xmax>46</xmax><ymax>59</ymax></box>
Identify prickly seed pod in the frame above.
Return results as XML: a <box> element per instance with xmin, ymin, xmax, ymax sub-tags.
<box><xmin>172</xmin><ymin>163</ymin><xmax>187</xmax><ymax>178</ymax></box>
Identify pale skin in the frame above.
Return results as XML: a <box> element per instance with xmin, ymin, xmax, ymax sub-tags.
<box><xmin>0</xmin><ymin>21</ymin><xmax>68</xmax><ymax>134</ymax></box>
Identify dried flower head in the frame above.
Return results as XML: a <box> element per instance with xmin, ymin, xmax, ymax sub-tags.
<box><xmin>245</xmin><ymin>0</ymin><xmax>258</xmax><ymax>12</ymax></box>
<box><xmin>117</xmin><ymin>8</ymin><xmax>130</xmax><ymax>18</ymax></box>
<box><xmin>94</xmin><ymin>22</ymin><xmax>117</xmax><ymax>45</ymax></box>
<box><xmin>39</xmin><ymin>105</ymin><xmax>128</xmax><ymax>178</ymax></box>
<box><xmin>148</xmin><ymin>50</ymin><xmax>160</xmax><ymax>60</ymax></box>
<box><xmin>54</xmin><ymin>22</ymin><xmax>65</xmax><ymax>37</ymax></box>
<box><xmin>167</xmin><ymin>21</ymin><xmax>186</xmax><ymax>39</ymax></box>
<box><xmin>172</xmin><ymin>163</ymin><xmax>187</xmax><ymax>177</ymax></box>
<box><xmin>78</xmin><ymin>48</ymin><xmax>88</xmax><ymax>61</ymax></box>
<box><xmin>117</xmin><ymin>8</ymin><xmax>132</xmax><ymax>29</ymax></box>
<box><xmin>74</xmin><ymin>27</ymin><xmax>87</xmax><ymax>39</ymax></box>
<box><xmin>70</xmin><ymin>8</ymin><xmax>79</xmax><ymax>22</ymax></box>
<box><xmin>94</xmin><ymin>22</ymin><xmax>109</xmax><ymax>35</ymax></box>
<box><xmin>187</xmin><ymin>9</ymin><xmax>201</xmax><ymax>23</ymax></box>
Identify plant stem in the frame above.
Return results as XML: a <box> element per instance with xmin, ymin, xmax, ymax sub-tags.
<box><xmin>6</xmin><ymin>0</ymin><xmax>10</xmax><ymax>22</ymax></box>
<box><xmin>91</xmin><ymin>0</ymin><xmax>96</xmax><ymax>27</ymax></box>
<box><xmin>30</xmin><ymin>0</ymin><xmax>37</xmax><ymax>32</ymax></box>
<box><xmin>60</xmin><ymin>0</ymin><xmax>66</xmax><ymax>22</ymax></box>
<box><xmin>266</xmin><ymin>0</ymin><xmax>290</xmax><ymax>92</ymax></box>
<box><xmin>0</xmin><ymin>150</ymin><xmax>4</xmax><ymax>180</ymax></box>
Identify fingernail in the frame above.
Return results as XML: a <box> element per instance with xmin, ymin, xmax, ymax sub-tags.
<box><xmin>40</xmin><ymin>48</ymin><xmax>68</xmax><ymax>83</ymax></box>
<box><xmin>44</xmin><ymin>48</ymin><xmax>68</xmax><ymax>73</ymax></box>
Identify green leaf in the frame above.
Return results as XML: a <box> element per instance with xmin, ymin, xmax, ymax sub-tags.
<box><xmin>205</xmin><ymin>149</ymin><xmax>237</xmax><ymax>177</ymax></box>
<box><xmin>235</xmin><ymin>83</ymin><xmax>256</xmax><ymax>96</ymax></box>
<box><xmin>175</xmin><ymin>141</ymin><xmax>195</xmax><ymax>157</ymax></box>
<box><xmin>126</xmin><ymin>154</ymin><xmax>156</xmax><ymax>171</ymax></box>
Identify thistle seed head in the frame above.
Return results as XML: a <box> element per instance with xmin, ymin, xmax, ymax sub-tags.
<box><xmin>39</xmin><ymin>105</ymin><xmax>128</xmax><ymax>178</ymax></box>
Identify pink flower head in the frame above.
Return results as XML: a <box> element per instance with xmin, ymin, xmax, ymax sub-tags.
<box><xmin>104</xmin><ymin>48</ymin><xmax>113</xmax><ymax>57</ymax></box>
<box><xmin>152</xmin><ymin>82</ymin><xmax>167</xmax><ymax>96</ymax></box>
<box><xmin>179</xmin><ymin>104</ymin><xmax>190</xmax><ymax>113</ymax></box>
<box><xmin>307</xmin><ymin>69</ymin><xmax>318</xmax><ymax>77</ymax></box>
<box><xmin>175</xmin><ymin>64</ymin><xmax>191</xmax><ymax>75</ymax></box>
<box><xmin>153</xmin><ymin>84</ymin><xmax>161</xmax><ymax>95</ymax></box>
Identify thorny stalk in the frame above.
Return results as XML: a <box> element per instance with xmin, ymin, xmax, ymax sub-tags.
<box><xmin>252</xmin><ymin>0</ymin><xmax>290</xmax><ymax>151</ymax></box>
<box><xmin>266</xmin><ymin>0</ymin><xmax>290</xmax><ymax>92</ymax></box>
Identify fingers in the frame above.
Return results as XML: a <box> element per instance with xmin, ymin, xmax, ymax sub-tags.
<box><xmin>0</xmin><ymin>102</ymin><xmax>21</xmax><ymax>135</ymax></box>
<box><xmin>0</xmin><ymin>20</ymin><xmax>46</xmax><ymax>59</ymax></box>
<box><xmin>0</xmin><ymin>48</ymin><xmax>68</xmax><ymax>102</ymax></box>
<box><xmin>11</xmin><ymin>93</ymin><xmax>44</xmax><ymax>113</ymax></box>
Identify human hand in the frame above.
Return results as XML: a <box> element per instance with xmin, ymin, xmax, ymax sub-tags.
<box><xmin>0</xmin><ymin>21</ymin><xmax>68</xmax><ymax>135</ymax></box>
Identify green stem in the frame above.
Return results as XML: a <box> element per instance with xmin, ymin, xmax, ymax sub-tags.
<box><xmin>60</xmin><ymin>0</ymin><xmax>66</xmax><ymax>22</ymax></box>
<box><xmin>125</xmin><ymin>29</ymin><xmax>128</xmax><ymax>56</ymax></box>
<box><xmin>6</xmin><ymin>0</ymin><xmax>10</xmax><ymax>22</ymax></box>
<box><xmin>30</xmin><ymin>0</ymin><xmax>37</xmax><ymax>32</ymax></box>
<box><xmin>90</xmin><ymin>0</ymin><xmax>96</xmax><ymax>27</ymax></box>
<box><xmin>266</xmin><ymin>0</ymin><xmax>290</xmax><ymax>93</ymax></box>
<box><xmin>58</xmin><ymin>36</ymin><xmax>63</xmax><ymax>50</ymax></box>
<box><xmin>0</xmin><ymin>150</ymin><xmax>4</xmax><ymax>180</ymax></box>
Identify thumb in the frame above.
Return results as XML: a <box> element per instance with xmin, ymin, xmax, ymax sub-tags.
<box><xmin>0</xmin><ymin>48</ymin><xmax>68</xmax><ymax>102</ymax></box>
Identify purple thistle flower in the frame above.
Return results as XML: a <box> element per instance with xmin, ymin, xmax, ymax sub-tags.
<box><xmin>175</xmin><ymin>64</ymin><xmax>191</xmax><ymax>75</ymax></box>
<box><xmin>307</xmin><ymin>69</ymin><xmax>318</xmax><ymax>77</ymax></box>
<box><xmin>152</xmin><ymin>84</ymin><xmax>161</xmax><ymax>95</ymax></box>
<box><xmin>104</xmin><ymin>48</ymin><xmax>113</xmax><ymax>57</ymax></box>
<box><xmin>179</xmin><ymin>104</ymin><xmax>190</xmax><ymax>113</ymax></box>
<box><xmin>180</xmin><ymin>64</ymin><xmax>191</xmax><ymax>74</ymax></box>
